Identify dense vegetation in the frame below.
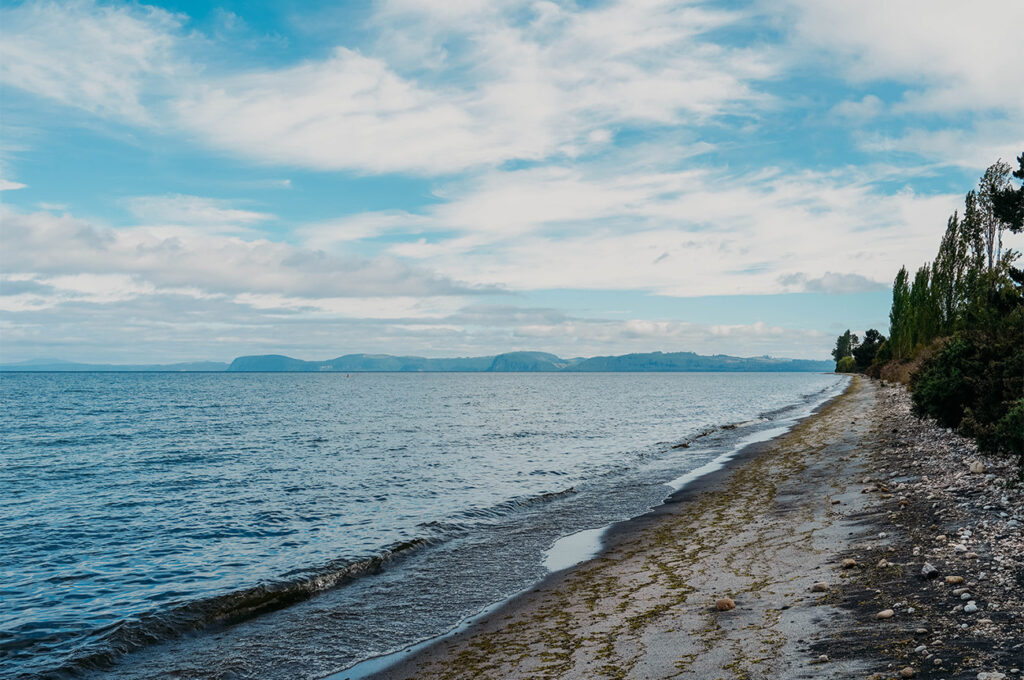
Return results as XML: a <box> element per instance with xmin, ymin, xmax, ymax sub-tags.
<box><xmin>833</xmin><ymin>154</ymin><xmax>1024</xmax><ymax>470</ymax></box>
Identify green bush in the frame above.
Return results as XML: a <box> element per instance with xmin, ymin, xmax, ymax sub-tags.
<box><xmin>911</xmin><ymin>282</ymin><xmax>1023</xmax><ymax>470</ymax></box>
<box><xmin>835</xmin><ymin>356</ymin><xmax>857</xmax><ymax>373</ymax></box>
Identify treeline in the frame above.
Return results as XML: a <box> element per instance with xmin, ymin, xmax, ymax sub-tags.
<box><xmin>833</xmin><ymin>154</ymin><xmax>1024</xmax><ymax>469</ymax></box>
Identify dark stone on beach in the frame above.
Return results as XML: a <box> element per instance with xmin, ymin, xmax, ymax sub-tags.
<box><xmin>921</xmin><ymin>562</ymin><xmax>940</xmax><ymax>579</ymax></box>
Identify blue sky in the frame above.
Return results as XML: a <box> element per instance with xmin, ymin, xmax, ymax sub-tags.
<box><xmin>1</xmin><ymin>0</ymin><xmax>1021</xmax><ymax>363</ymax></box>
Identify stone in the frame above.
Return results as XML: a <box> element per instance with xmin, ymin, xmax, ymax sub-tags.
<box><xmin>809</xmin><ymin>582</ymin><xmax>829</xmax><ymax>592</ymax></box>
<box><xmin>877</xmin><ymin>559</ymin><xmax>889</xmax><ymax>568</ymax></box>
<box><xmin>817</xmin><ymin>654</ymin><xmax>829</xmax><ymax>663</ymax></box>
<box><xmin>900</xmin><ymin>667</ymin><xmax>917</xmax><ymax>678</ymax></box>
<box><xmin>978</xmin><ymin>673</ymin><xmax>1007</xmax><ymax>680</ymax></box>
<box><xmin>876</xmin><ymin>609</ymin><xmax>895</xmax><ymax>619</ymax></box>
<box><xmin>964</xmin><ymin>602</ymin><xmax>979</xmax><ymax>613</ymax></box>
<box><xmin>841</xmin><ymin>558</ymin><xmax>857</xmax><ymax>568</ymax></box>
<box><xmin>945</xmin><ymin>575</ymin><xmax>964</xmax><ymax>584</ymax></box>
<box><xmin>961</xmin><ymin>592</ymin><xmax>972</xmax><ymax>600</ymax></box>
<box><xmin>921</xmin><ymin>562</ymin><xmax>940</xmax><ymax>579</ymax></box>
<box><xmin>715</xmin><ymin>597</ymin><xmax>735</xmax><ymax>611</ymax></box>
<box><xmin>970</xmin><ymin>460</ymin><xmax>986</xmax><ymax>474</ymax></box>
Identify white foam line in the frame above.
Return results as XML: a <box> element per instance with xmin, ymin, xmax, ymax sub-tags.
<box><xmin>542</xmin><ymin>527</ymin><xmax>607</xmax><ymax>572</ymax></box>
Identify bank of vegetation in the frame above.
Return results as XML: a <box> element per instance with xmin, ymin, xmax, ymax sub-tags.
<box><xmin>832</xmin><ymin>154</ymin><xmax>1024</xmax><ymax>470</ymax></box>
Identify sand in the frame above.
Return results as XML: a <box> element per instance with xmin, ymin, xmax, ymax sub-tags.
<box><xmin>340</xmin><ymin>375</ymin><xmax>1023</xmax><ymax>679</ymax></box>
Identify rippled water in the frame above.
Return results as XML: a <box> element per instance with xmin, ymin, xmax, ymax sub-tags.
<box><xmin>0</xmin><ymin>372</ymin><xmax>846</xmax><ymax>679</ymax></box>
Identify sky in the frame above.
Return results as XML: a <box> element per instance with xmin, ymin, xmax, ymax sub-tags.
<box><xmin>1</xmin><ymin>0</ymin><xmax>1022</xmax><ymax>363</ymax></box>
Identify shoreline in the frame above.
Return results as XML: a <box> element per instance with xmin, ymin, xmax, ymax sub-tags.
<box><xmin>331</xmin><ymin>375</ymin><xmax>857</xmax><ymax>680</ymax></box>
<box><xmin>335</xmin><ymin>376</ymin><xmax>1022</xmax><ymax>680</ymax></box>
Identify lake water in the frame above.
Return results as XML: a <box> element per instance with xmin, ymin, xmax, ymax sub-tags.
<box><xmin>0</xmin><ymin>372</ymin><xmax>847</xmax><ymax>679</ymax></box>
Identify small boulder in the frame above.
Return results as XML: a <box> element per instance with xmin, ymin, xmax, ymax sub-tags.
<box><xmin>945</xmin><ymin>575</ymin><xmax>964</xmax><ymax>585</ymax></box>
<box><xmin>841</xmin><ymin>558</ymin><xmax>858</xmax><ymax>569</ymax></box>
<box><xmin>809</xmin><ymin>582</ymin><xmax>829</xmax><ymax>593</ymax></box>
<box><xmin>876</xmin><ymin>609</ymin><xmax>895</xmax><ymax>619</ymax></box>
<box><xmin>921</xmin><ymin>562</ymin><xmax>940</xmax><ymax>579</ymax></box>
<box><xmin>900</xmin><ymin>667</ymin><xmax>916</xmax><ymax>678</ymax></box>
<box><xmin>715</xmin><ymin>597</ymin><xmax>736</xmax><ymax>611</ymax></box>
<box><xmin>977</xmin><ymin>672</ymin><xmax>1007</xmax><ymax>680</ymax></box>
<box><xmin>964</xmin><ymin>602</ymin><xmax>979</xmax><ymax>613</ymax></box>
<box><xmin>969</xmin><ymin>461</ymin><xmax>985</xmax><ymax>474</ymax></box>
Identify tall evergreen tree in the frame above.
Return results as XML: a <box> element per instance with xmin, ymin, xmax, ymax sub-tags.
<box><xmin>889</xmin><ymin>267</ymin><xmax>911</xmax><ymax>359</ymax></box>
<box><xmin>978</xmin><ymin>160</ymin><xmax>1013</xmax><ymax>270</ymax></box>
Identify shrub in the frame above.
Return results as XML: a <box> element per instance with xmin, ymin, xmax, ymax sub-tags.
<box><xmin>835</xmin><ymin>356</ymin><xmax>857</xmax><ymax>373</ymax></box>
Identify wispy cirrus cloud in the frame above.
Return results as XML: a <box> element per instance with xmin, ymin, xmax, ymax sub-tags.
<box><xmin>1</xmin><ymin>0</ymin><xmax>776</xmax><ymax>175</ymax></box>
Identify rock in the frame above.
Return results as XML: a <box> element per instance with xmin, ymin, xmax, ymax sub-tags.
<box><xmin>900</xmin><ymin>667</ymin><xmax>917</xmax><ymax>678</ymax></box>
<box><xmin>978</xmin><ymin>673</ymin><xmax>1007</xmax><ymax>680</ymax></box>
<box><xmin>809</xmin><ymin>582</ymin><xmax>829</xmax><ymax>592</ymax></box>
<box><xmin>876</xmin><ymin>609</ymin><xmax>895</xmax><ymax>619</ymax></box>
<box><xmin>970</xmin><ymin>461</ymin><xmax>986</xmax><ymax>474</ymax></box>
<box><xmin>921</xmin><ymin>562</ymin><xmax>940</xmax><ymax>579</ymax></box>
<box><xmin>945</xmin><ymin>575</ymin><xmax>964</xmax><ymax>584</ymax></box>
<box><xmin>934</xmin><ymin>658</ymin><xmax>943</xmax><ymax>666</ymax></box>
<box><xmin>715</xmin><ymin>597</ymin><xmax>735</xmax><ymax>611</ymax></box>
<box><xmin>964</xmin><ymin>602</ymin><xmax>979</xmax><ymax>613</ymax></box>
<box><xmin>841</xmin><ymin>558</ymin><xmax>858</xmax><ymax>568</ymax></box>
<box><xmin>817</xmin><ymin>654</ymin><xmax>829</xmax><ymax>663</ymax></box>
<box><xmin>961</xmin><ymin>592</ymin><xmax>972</xmax><ymax>600</ymax></box>
<box><xmin>877</xmin><ymin>559</ymin><xmax>889</xmax><ymax>568</ymax></box>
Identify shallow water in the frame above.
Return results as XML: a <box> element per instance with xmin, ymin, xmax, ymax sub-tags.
<box><xmin>0</xmin><ymin>371</ymin><xmax>846</xmax><ymax>679</ymax></box>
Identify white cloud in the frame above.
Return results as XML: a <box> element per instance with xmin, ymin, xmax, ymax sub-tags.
<box><xmin>0</xmin><ymin>179</ymin><xmax>28</xmax><ymax>191</ymax></box>
<box><xmin>0</xmin><ymin>205</ymin><xmax>479</xmax><ymax>305</ymax></box>
<box><xmin>780</xmin><ymin>0</ymin><xmax>1024</xmax><ymax>116</ymax></box>
<box><xmin>830</xmin><ymin>94</ymin><xmax>883</xmax><ymax>120</ymax></box>
<box><xmin>324</xmin><ymin>164</ymin><xmax>961</xmax><ymax>296</ymax></box>
<box><xmin>1</xmin><ymin>0</ymin><xmax>775</xmax><ymax>175</ymax></box>
<box><xmin>0</xmin><ymin>0</ymin><xmax>185</xmax><ymax>123</ymax></box>
<box><xmin>778</xmin><ymin>271</ymin><xmax>886</xmax><ymax>294</ymax></box>
<box><xmin>123</xmin><ymin>194</ymin><xmax>273</xmax><ymax>231</ymax></box>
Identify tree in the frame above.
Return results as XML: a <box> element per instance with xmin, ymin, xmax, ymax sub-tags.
<box><xmin>888</xmin><ymin>267</ymin><xmax>911</xmax><ymax>359</ymax></box>
<box><xmin>908</xmin><ymin>264</ymin><xmax>939</xmax><ymax>349</ymax></box>
<box><xmin>991</xmin><ymin>152</ymin><xmax>1024</xmax><ymax>234</ymax></box>
<box><xmin>853</xmin><ymin>328</ymin><xmax>886</xmax><ymax>368</ymax></box>
<box><xmin>831</xmin><ymin>329</ymin><xmax>859</xmax><ymax>367</ymax></box>
<box><xmin>977</xmin><ymin>160</ymin><xmax>1014</xmax><ymax>270</ymax></box>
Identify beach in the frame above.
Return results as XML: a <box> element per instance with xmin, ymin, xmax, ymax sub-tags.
<box><xmin>349</xmin><ymin>377</ymin><xmax>1023</xmax><ymax>680</ymax></box>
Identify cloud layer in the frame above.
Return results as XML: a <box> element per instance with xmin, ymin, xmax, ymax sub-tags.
<box><xmin>1</xmin><ymin>0</ymin><xmax>1021</xmax><ymax>362</ymax></box>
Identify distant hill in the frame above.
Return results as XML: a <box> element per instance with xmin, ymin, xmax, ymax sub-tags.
<box><xmin>2</xmin><ymin>351</ymin><xmax>834</xmax><ymax>373</ymax></box>
<box><xmin>487</xmin><ymin>351</ymin><xmax>577</xmax><ymax>372</ymax></box>
<box><xmin>567</xmin><ymin>351</ymin><xmax>833</xmax><ymax>372</ymax></box>
<box><xmin>225</xmin><ymin>351</ymin><xmax>832</xmax><ymax>373</ymax></box>
<box><xmin>225</xmin><ymin>354</ymin><xmax>495</xmax><ymax>372</ymax></box>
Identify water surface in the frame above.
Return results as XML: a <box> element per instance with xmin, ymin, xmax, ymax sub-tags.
<box><xmin>0</xmin><ymin>372</ymin><xmax>846</xmax><ymax>679</ymax></box>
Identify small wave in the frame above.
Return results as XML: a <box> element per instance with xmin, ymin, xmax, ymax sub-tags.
<box><xmin>40</xmin><ymin>538</ymin><xmax>437</xmax><ymax>677</ymax></box>
<box><xmin>418</xmin><ymin>486</ymin><xmax>578</xmax><ymax>535</ymax></box>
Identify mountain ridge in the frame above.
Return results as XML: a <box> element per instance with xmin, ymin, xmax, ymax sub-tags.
<box><xmin>1</xmin><ymin>351</ymin><xmax>834</xmax><ymax>373</ymax></box>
